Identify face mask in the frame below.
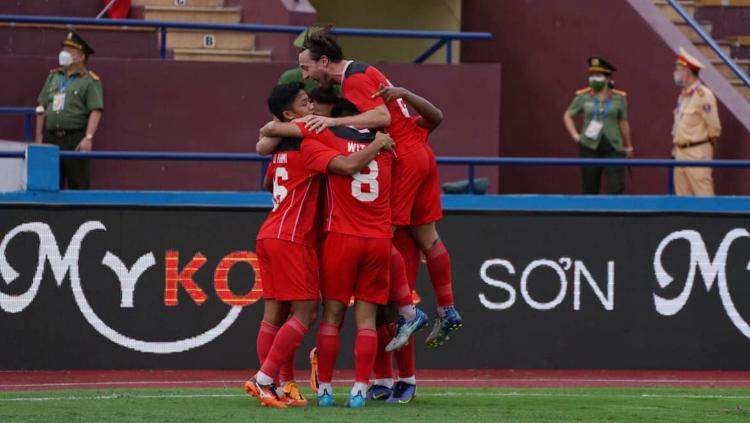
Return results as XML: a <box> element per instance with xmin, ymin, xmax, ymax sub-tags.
<box><xmin>673</xmin><ymin>72</ymin><xmax>684</xmax><ymax>88</ymax></box>
<box><xmin>588</xmin><ymin>76</ymin><xmax>606</xmax><ymax>91</ymax></box>
<box><xmin>58</xmin><ymin>50</ymin><xmax>73</xmax><ymax>67</ymax></box>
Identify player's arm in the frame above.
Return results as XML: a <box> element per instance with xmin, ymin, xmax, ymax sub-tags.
<box><xmin>327</xmin><ymin>132</ymin><xmax>394</xmax><ymax>176</ymax></box>
<box><xmin>373</xmin><ymin>84</ymin><xmax>443</xmax><ymax>131</ymax></box>
<box><xmin>305</xmin><ymin>105</ymin><xmax>390</xmax><ymax>134</ymax></box>
<box><xmin>260</xmin><ymin>121</ymin><xmax>304</xmax><ymax>138</ymax></box>
<box><xmin>257</xmin><ymin>135</ymin><xmax>281</xmax><ymax>155</ymax></box>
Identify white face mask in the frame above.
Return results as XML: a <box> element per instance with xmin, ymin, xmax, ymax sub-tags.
<box><xmin>673</xmin><ymin>72</ymin><xmax>684</xmax><ymax>88</ymax></box>
<box><xmin>58</xmin><ymin>50</ymin><xmax>73</xmax><ymax>67</ymax></box>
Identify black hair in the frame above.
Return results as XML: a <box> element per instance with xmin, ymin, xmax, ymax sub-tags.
<box><xmin>308</xmin><ymin>86</ymin><xmax>339</xmax><ymax>105</ymax></box>
<box><xmin>302</xmin><ymin>26</ymin><xmax>344</xmax><ymax>62</ymax></box>
<box><xmin>331</xmin><ymin>98</ymin><xmax>360</xmax><ymax>118</ymax></box>
<box><xmin>267</xmin><ymin>82</ymin><xmax>306</xmax><ymax>121</ymax></box>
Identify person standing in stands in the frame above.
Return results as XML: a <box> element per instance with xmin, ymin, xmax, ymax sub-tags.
<box><xmin>34</xmin><ymin>31</ymin><xmax>103</xmax><ymax>190</ymax></box>
<box><xmin>671</xmin><ymin>47</ymin><xmax>721</xmax><ymax>196</ymax></box>
<box><xmin>563</xmin><ymin>57</ymin><xmax>633</xmax><ymax>194</ymax></box>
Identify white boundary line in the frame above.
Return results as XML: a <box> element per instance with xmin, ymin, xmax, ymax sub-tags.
<box><xmin>3</xmin><ymin>377</ymin><xmax>750</xmax><ymax>389</ymax></box>
<box><xmin>3</xmin><ymin>391</ymin><xmax>750</xmax><ymax>402</ymax></box>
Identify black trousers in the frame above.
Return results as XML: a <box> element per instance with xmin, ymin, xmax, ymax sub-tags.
<box><xmin>43</xmin><ymin>128</ymin><xmax>90</xmax><ymax>190</ymax></box>
<box><xmin>579</xmin><ymin>139</ymin><xmax>625</xmax><ymax>195</ymax></box>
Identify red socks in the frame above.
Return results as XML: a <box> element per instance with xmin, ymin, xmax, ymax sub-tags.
<box><xmin>260</xmin><ymin>317</ymin><xmax>307</xmax><ymax>381</ymax></box>
<box><xmin>354</xmin><ymin>328</ymin><xmax>378</xmax><ymax>384</ymax></box>
<box><xmin>389</xmin><ymin>246</ymin><xmax>413</xmax><ymax>308</ymax></box>
<box><xmin>373</xmin><ymin>324</ymin><xmax>395</xmax><ymax>379</ymax></box>
<box><xmin>394</xmin><ymin>338</ymin><xmax>416</xmax><ymax>379</ymax></box>
<box><xmin>393</xmin><ymin>227</ymin><xmax>420</xmax><ymax>289</ymax></box>
<box><xmin>424</xmin><ymin>242</ymin><xmax>454</xmax><ymax>306</ymax></box>
<box><xmin>315</xmin><ymin>322</ymin><xmax>341</xmax><ymax>384</ymax></box>
<box><xmin>256</xmin><ymin>320</ymin><xmax>278</xmax><ymax>367</ymax></box>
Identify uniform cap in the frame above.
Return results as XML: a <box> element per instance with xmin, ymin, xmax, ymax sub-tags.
<box><xmin>588</xmin><ymin>56</ymin><xmax>616</xmax><ymax>75</ymax></box>
<box><xmin>676</xmin><ymin>46</ymin><xmax>703</xmax><ymax>73</ymax></box>
<box><xmin>62</xmin><ymin>30</ymin><xmax>95</xmax><ymax>55</ymax></box>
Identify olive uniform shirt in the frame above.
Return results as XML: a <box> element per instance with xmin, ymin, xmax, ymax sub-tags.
<box><xmin>37</xmin><ymin>67</ymin><xmax>103</xmax><ymax>131</ymax></box>
<box><xmin>672</xmin><ymin>81</ymin><xmax>721</xmax><ymax>146</ymax></box>
<box><xmin>567</xmin><ymin>88</ymin><xmax>628</xmax><ymax>151</ymax></box>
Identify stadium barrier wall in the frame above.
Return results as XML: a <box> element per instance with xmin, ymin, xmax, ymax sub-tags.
<box><xmin>2</xmin><ymin>193</ymin><xmax>750</xmax><ymax>370</ymax></box>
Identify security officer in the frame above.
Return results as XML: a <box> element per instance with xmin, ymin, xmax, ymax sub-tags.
<box><xmin>34</xmin><ymin>30</ymin><xmax>103</xmax><ymax>190</ymax></box>
<box><xmin>671</xmin><ymin>47</ymin><xmax>721</xmax><ymax>196</ymax></box>
<box><xmin>564</xmin><ymin>57</ymin><xmax>633</xmax><ymax>194</ymax></box>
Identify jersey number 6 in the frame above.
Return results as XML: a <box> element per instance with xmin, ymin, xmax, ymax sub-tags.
<box><xmin>272</xmin><ymin>167</ymin><xmax>289</xmax><ymax>211</ymax></box>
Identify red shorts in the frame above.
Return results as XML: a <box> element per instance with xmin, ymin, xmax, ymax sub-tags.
<box><xmin>319</xmin><ymin>232</ymin><xmax>390</xmax><ymax>305</ymax></box>
<box><xmin>256</xmin><ymin>238</ymin><xmax>319</xmax><ymax>301</ymax></box>
<box><xmin>391</xmin><ymin>144</ymin><xmax>443</xmax><ymax>226</ymax></box>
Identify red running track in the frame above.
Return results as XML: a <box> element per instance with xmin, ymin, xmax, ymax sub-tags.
<box><xmin>2</xmin><ymin>369</ymin><xmax>750</xmax><ymax>392</ymax></box>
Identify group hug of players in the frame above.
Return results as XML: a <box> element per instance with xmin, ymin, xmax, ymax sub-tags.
<box><xmin>243</xmin><ymin>27</ymin><xmax>463</xmax><ymax>409</ymax></box>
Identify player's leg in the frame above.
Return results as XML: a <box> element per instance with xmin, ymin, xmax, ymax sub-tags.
<box><xmin>389</xmin><ymin>228</ymin><xmax>420</xmax><ymax>403</ymax></box>
<box><xmin>316</xmin><ymin>233</ymin><xmax>358</xmax><ymax>407</ymax></box>
<box><xmin>369</xmin><ymin>304</ymin><xmax>396</xmax><ymax>400</ymax></box>
<box><xmin>386</xmin><ymin>243</ymin><xmax>428</xmax><ymax>351</ymax></box>
<box><xmin>347</xmin><ymin>299</ymin><xmax>378</xmax><ymax>409</ymax></box>
<box><xmin>409</xmin><ymin>145</ymin><xmax>463</xmax><ymax>347</ymax></box>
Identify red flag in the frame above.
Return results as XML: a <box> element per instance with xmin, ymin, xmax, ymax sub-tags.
<box><xmin>105</xmin><ymin>0</ymin><xmax>131</xmax><ymax>19</ymax></box>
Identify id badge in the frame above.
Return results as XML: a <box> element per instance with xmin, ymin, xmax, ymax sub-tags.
<box><xmin>52</xmin><ymin>93</ymin><xmax>66</xmax><ymax>112</ymax></box>
<box><xmin>584</xmin><ymin>120</ymin><xmax>603</xmax><ymax>139</ymax></box>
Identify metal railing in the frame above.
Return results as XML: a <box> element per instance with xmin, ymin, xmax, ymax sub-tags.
<box><xmin>3</xmin><ymin>149</ymin><xmax>750</xmax><ymax>195</ymax></box>
<box><xmin>667</xmin><ymin>0</ymin><xmax>750</xmax><ymax>88</ymax></box>
<box><xmin>0</xmin><ymin>15</ymin><xmax>492</xmax><ymax>64</ymax></box>
<box><xmin>0</xmin><ymin>107</ymin><xmax>35</xmax><ymax>142</ymax></box>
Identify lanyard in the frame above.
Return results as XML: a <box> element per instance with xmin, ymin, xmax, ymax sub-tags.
<box><xmin>592</xmin><ymin>95</ymin><xmax>612</xmax><ymax>121</ymax></box>
<box><xmin>58</xmin><ymin>74</ymin><xmax>76</xmax><ymax>93</ymax></box>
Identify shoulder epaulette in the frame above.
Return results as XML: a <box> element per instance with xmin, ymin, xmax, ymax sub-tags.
<box><xmin>696</xmin><ymin>87</ymin><xmax>705</xmax><ymax>97</ymax></box>
<box><xmin>49</xmin><ymin>67</ymin><xmax>63</xmax><ymax>73</ymax></box>
<box><xmin>88</xmin><ymin>70</ymin><xmax>100</xmax><ymax>81</ymax></box>
<box><xmin>612</xmin><ymin>89</ymin><xmax>627</xmax><ymax>97</ymax></box>
<box><xmin>575</xmin><ymin>87</ymin><xmax>591</xmax><ymax>95</ymax></box>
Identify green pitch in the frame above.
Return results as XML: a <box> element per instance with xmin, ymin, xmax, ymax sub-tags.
<box><xmin>2</xmin><ymin>387</ymin><xmax>750</xmax><ymax>422</ymax></box>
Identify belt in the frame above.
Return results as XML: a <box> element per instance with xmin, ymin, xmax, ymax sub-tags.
<box><xmin>676</xmin><ymin>139</ymin><xmax>711</xmax><ymax>149</ymax></box>
<box><xmin>47</xmin><ymin>128</ymin><xmax>85</xmax><ymax>137</ymax></box>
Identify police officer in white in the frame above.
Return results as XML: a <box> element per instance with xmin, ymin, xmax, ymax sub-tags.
<box><xmin>672</xmin><ymin>47</ymin><xmax>721</xmax><ymax>196</ymax></box>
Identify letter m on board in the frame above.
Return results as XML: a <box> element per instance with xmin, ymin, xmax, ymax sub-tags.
<box><xmin>164</xmin><ymin>251</ymin><xmax>209</xmax><ymax>306</ymax></box>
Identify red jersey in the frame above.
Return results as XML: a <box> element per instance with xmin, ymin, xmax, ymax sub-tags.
<box><xmin>256</xmin><ymin>137</ymin><xmax>322</xmax><ymax>246</ymax></box>
<box><xmin>341</xmin><ymin>61</ymin><xmax>425</xmax><ymax>156</ymax></box>
<box><xmin>298</xmin><ymin>124</ymin><xmax>393</xmax><ymax>239</ymax></box>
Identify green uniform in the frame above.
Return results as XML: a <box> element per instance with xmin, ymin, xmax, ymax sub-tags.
<box><xmin>567</xmin><ymin>87</ymin><xmax>628</xmax><ymax>194</ymax></box>
<box><xmin>37</xmin><ymin>67</ymin><xmax>103</xmax><ymax>190</ymax></box>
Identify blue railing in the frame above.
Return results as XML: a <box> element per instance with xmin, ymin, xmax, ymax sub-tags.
<box><xmin>667</xmin><ymin>0</ymin><xmax>750</xmax><ymax>88</ymax></box>
<box><xmin>0</xmin><ymin>107</ymin><xmax>35</xmax><ymax>142</ymax></box>
<box><xmin>3</xmin><ymin>149</ymin><xmax>749</xmax><ymax>195</ymax></box>
<box><xmin>0</xmin><ymin>15</ymin><xmax>492</xmax><ymax>64</ymax></box>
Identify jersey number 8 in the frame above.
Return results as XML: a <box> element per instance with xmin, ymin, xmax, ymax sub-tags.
<box><xmin>351</xmin><ymin>160</ymin><xmax>379</xmax><ymax>202</ymax></box>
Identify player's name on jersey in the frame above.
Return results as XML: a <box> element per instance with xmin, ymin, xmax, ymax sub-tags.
<box><xmin>272</xmin><ymin>153</ymin><xmax>288</xmax><ymax>164</ymax></box>
<box><xmin>347</xmin><ymin>141</ymin><xmax>367</xmax><ymax>153</ymax></box>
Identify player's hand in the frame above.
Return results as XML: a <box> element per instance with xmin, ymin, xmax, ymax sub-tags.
<box><xmin>75</xmin><ymin>137</ymin><xmax>92</xmax><ymax>152</ymax></box>
<box><xmin>292</xmin><ymin>115</ymin><xmax>314</xmax><ymax>123</ymax></box>
<box><xmin>372</xmin><ymin>84</ymin><xmax>409</xmax><ymax>103</ymax></box>
<box><xmin>304</xmin><ymin>115</ymin><xmax>337</xmax><ymax>134</ymax></box>
<box><xmin>375</xmin><ymin>132</ymin><xmax>395</xmax><ymax>152</ymax></box>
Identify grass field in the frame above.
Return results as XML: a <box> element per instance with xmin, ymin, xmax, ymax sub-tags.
<box><xmin>2</xmin><ymin>387</ymin><xmax>750</xmax><ymax>422</ymax></box>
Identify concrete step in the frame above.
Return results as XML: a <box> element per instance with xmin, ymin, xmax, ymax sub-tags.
<box><xmin>694</xmin><ymin>40</ymin><xmax>733</xmax><ymax>60</ymax></box>
<box><xmin>143</xmin><ymin>6</ymin><xmax>241</xmax><ymax>24</ymax></box>
<box><xmin>654</xmin><ymin>0</ymin><xmax>696</xmax><ymax>22</ymax></box>
<box><xmin>675</xmin><ymin>21</ymin><xmax>713</xmax><ymax>42</ymax></box>
<box><xmin>730</xmin><ymin>80</ymin><xmax>750</xmax><ymax>101</ymax></box>
<box><xmin>132</xmin><ymin>0</ymin><xmax>225</xmax><ymax>7</ymax></box>
<box><xmin>710</xmin><ymin>59</ymin><xmax>750</xmax><ymax>79</ymax></box>
<box><xmin>172</xmin><ymin>48</ymin><xmax>271</xmax><ymax>62</ymax></box>
<box><xmin>165</xmin><ymin>29</ymin><xmax>255</xmax><ymax>50</ymax></box>
<box><xmin>694</xmin><ymin>0</ymin><xmax>750</xmax><ymax>6</ymax></box>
